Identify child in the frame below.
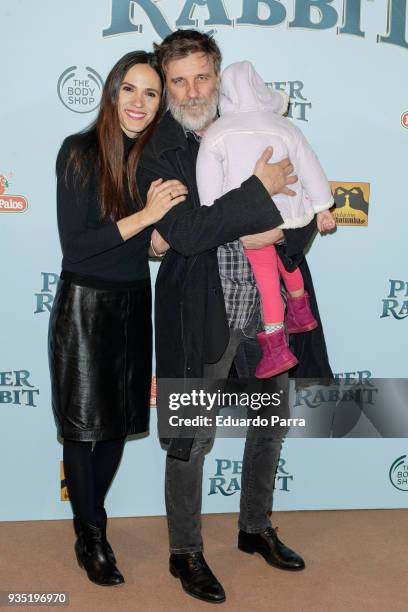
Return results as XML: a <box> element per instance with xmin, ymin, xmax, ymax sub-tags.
<box><xmin>196</xmin><ymin>61</ymin><xmax>335</xmax><ymax>379</ymax></box>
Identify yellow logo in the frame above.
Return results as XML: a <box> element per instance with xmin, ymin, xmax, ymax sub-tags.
<box><xmin>330</xmin><ymin>182</ymin><xmax>370</xmax><ymax>226</ymax></box>
<box><xmin>60</xmin><ymin>461</ymin><xmax>69</xmax><ymax>502</ymax></box>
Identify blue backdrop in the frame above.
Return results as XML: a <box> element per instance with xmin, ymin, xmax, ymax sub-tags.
<box><xmin>0</xmin><ymin>0</ymin><xmax>407</xmax><ymax>521</ymax></box>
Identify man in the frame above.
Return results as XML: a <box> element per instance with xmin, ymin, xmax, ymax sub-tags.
<box><xmin>138</xmin><ymin>30</ymin><xmax>332</xmax><ymax>604</ymax></box>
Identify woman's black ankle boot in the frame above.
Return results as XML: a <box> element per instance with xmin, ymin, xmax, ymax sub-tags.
<box><xmin>75</xmin><ymin>514</ymin><xmax>117</xmax><ymax>565</ymax></box>
<box><xmin>74</xmin><ymin>519</ymin><xmax>124</xmax><ymax>586</ymax></box>
<box><xmin>100</xmin><ymin>517</ymin><xmax>117</xmax><ymax>565</ymax></box>
<box><xmin>95</xmin><ymin>508</ymin><xmax>117</xmax><ymax>564</ymax></box>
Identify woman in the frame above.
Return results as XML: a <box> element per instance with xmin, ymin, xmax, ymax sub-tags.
<box><xmin>48</xmin><ymin>51</ymin><xmax>187</xmax><ymax>587</ymax></box>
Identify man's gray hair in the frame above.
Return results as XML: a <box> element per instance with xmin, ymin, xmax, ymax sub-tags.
<box><xmin>154</xmin><ymin>29</ymin><xmax>222</xmax><ymax>74</ymax></box>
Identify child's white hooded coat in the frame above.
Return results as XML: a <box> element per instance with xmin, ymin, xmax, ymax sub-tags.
<box><xmin>196</xmin><ymin>61</ymin><xmax>333</xmax><ymax>228</ymax></box>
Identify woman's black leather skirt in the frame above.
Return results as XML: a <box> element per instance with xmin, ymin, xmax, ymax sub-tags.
<box><xmin>48</xmin><ymin>271</ymin><xmax>152</xmax><ymax>441</ymax></box>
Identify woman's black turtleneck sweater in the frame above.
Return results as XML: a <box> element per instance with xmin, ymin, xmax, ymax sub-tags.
<box><xmin>55</xmin><ymin>130</ymin><xmax>151</xmax><ymax>282</ymax></box>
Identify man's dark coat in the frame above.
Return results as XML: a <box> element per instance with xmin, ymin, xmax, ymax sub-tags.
<box><xmin>137</xmin><ymin>111</ymin><xmax>332</xmax><ymax>459</ymax></box>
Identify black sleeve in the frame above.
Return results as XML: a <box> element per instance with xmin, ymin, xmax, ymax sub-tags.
<box><xmin>56</xmin><ymin>140</ymin><xmax>124</xmax><ymax>264</ymax></box>
<box><xmin>137</xmin><ymin>165</ymin><xmax>284</xmax><ymax>257</ymax></box>
<box><xmin>282</xmin><ymin>217</ymin><xmax>317</xmax><ymax>257</ymax></box>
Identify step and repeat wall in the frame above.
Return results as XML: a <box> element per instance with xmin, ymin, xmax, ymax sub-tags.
<box><xmin>1</xmin><ymin>0</ymin><xmax>407</xmax><ymax>521</ymax></box>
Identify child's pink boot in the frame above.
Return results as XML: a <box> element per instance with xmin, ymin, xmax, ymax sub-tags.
<box><xmin>286</xmin><ymin>292</ymin><xmax>318</xmax><ymax>334</ymax></box>
<box><xmin>255</xmin><ymin>329</ymin><xmax>298</xmax><ymax>378</ymax></box>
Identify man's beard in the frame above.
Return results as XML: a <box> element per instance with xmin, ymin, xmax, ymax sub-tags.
<box><xmin>167</xmin><ymin>87</ymin><xmax>219</xmax><ymax>132</ymax></box>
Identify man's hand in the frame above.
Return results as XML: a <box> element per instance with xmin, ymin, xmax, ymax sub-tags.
<box><xmin>240</xmin><ymin>228</ymin><xmax>284</xmax><ymax>250</ymax></box>
<box><xmin>254</xmin><ymin>147</ymin><xmax>297</xmax><ymax>197</ymax></box>
<box><xmin>316</xmin><ymin>210</ymin><xmax>336</xmax><ymax>233</ymax></box>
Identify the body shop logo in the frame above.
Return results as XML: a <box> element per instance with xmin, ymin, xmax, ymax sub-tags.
<box><xmin>0</xmin><ymin>173</ymin><xmax>28</xmax><ymax>213</ymax></box>
<box><xmin>381</xmin><ymin>280</ymin><xmax>408</xmax><ymax>320</ymax></box>
<box><xmin>0</xmin><ymin>370</ymin><xmax>40</xmax><ymax>407</ymax></box>
<box><xmin>57</xmin><ymin>66</ymin><xmax>104</xmax><ymax>114</ymax></box>
<box><xmin>330</xmin><ymin>181</ymin><xmax>370</xmax><ymax>226</ymax></box>
<box><xmin>401</xmin><ymin>111</ymin><xmax>408</xmax><ymax>129</ymax></box>
<box><xmin>104</xmin><ymin>1</ymin><xmax>408</xmax><ymax>51</ymax></box>
<box><xmin>208</xmin><ymin>457</ymin><xmax>293</xmax><ymax>496</ymax></box>
<box><xmin>266</xmin><ymin>81</ymin><xmax>311</xmax><ymax>122</ymax></box>
<box><xmin>35</xmin><ymin>273</ymin><xmax>59</xmax><ymax>314</ymax></box>
<box><xmin>389</xmin><ymin>455</ymin><xmax>408</xmax><ymax>491</ymax></box>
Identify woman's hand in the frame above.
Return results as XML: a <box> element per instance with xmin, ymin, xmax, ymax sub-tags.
<box><xmin>143</xmin><ymin>178</ymin><xmax>188</xmax><ymax>225</ymax></box>
<box><xmin>117</xmin><ymin>178</ymin><xmax>188</xmax><ymax>241</ymax></box>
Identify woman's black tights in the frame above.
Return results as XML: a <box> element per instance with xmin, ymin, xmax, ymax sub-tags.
<box><xmin>63</xmin><ymin>438</ymin><xmax>125</xmax><ymax>527</ymax></box>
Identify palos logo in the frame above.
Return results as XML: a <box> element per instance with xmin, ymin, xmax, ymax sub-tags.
<box><xmin>208</xmin><ymin>457</ymin><xmax>293</xmax><ymax>496</ymax></box>
<box><xmin>401</xmin><ymin>111</ymin><xmax>408</xmax><ymax>129</ymax></box>
<box><xmin>330</xmin><ymin>181</ymin><xmax>370</xmax><ymax>226</ymax></box>
<box><xmin>150</xmin><ymin>375</ymin><xmax>157</xmax><ymax>408</ymax></box>
<box><xmin>381</xmin><ymin>280</ymin><xmax>408</xmax><ymax>320</ymax></box>
<box><xmin>0</xmin><ymin>173</ymin><xmax>28</xmax><ymax>213</ymax></box>
<box><xmin>57</xmin><ymin>66</ymin><xmax>104</xmax><ymax>114</ymax></box>
<box><xmin>0</xmin><ymin>370</ymin><xmax>40</xmax><ymax>407</ymax></box>
<box><xmin>389</xmin><ymin>455</ymin><xmax>408</xmax><ymax>491</ymax></box>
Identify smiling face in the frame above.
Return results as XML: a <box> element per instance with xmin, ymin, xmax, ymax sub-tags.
<box><xmin>117</xmin><ymin>63</ymin><xmax>162</xmax><ymax>138</ymax></box>
<box><xmin>165</xmin><ymin>52</ymin><xmax>220</xmax><ymax>133</ymax></box>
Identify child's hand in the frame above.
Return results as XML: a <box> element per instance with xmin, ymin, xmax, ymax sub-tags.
<box><xmin>317</xmin><ymin>210</ymin><xmax>336</xmax><ymax>233</ymax></box>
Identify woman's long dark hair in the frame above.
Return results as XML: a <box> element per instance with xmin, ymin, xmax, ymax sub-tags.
<box><xmin>64</xmin><ymin>51</ymin><xmax>165</xmax><ymax>220</ymax></box>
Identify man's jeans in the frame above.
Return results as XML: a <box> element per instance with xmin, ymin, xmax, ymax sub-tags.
<box><xmin>165</xmin><ymin>328</ymin><xmax>288</xmax><ymax>554</ymax></box>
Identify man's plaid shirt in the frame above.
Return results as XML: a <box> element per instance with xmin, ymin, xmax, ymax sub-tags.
<box><xmin>217</xmin><ymin>239</ymin><xmax>260</xmax><ymax>331</ymax></box>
